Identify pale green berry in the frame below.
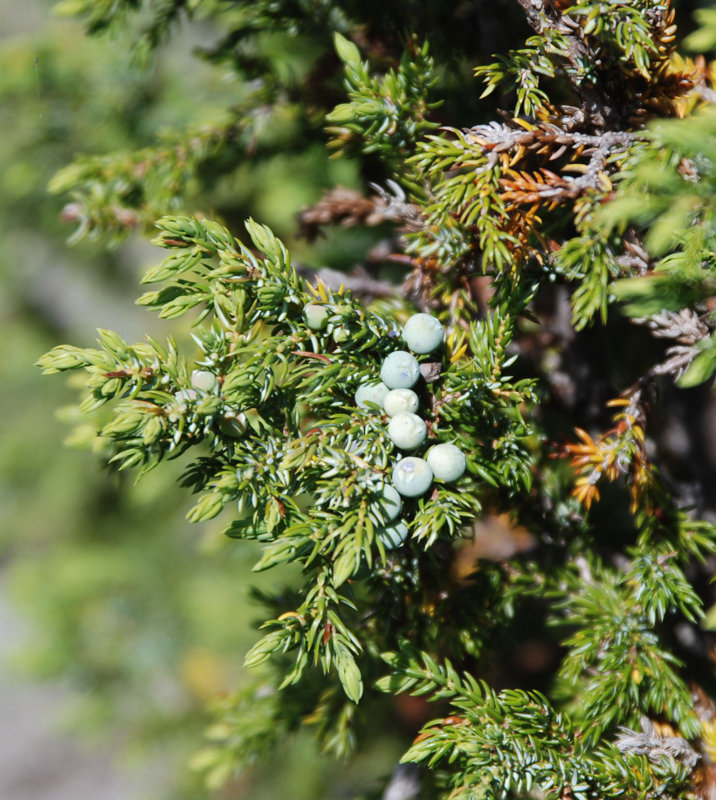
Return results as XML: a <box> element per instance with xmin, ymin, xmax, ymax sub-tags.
<box><xmin>377</xmin><ymin>520</ymin><xmax>409</xmax><ymax>550</ymax></box>
<box><xmin>403</xmin><ymin>313</ymin><xmax>444</xmax><ymax>354</ymax></box>
<box><xmin>392</xmin><ymin>457</ymin><xmax>433</xmax><ymax>497</ymax></box>
<box><xmin>355</xmin><ymin>381</ymin><xmax>390</xmax><ymax>410</ymax></box>
<box><xmin>426</xmin><ymin>443</ymin><xmax>466</xmax><ymax>482</ymax></box>
<box><xmin>304</xmin><ymin>303</ymin><xmax>329</xmax><ymax>331</ymax></box>
<box><xmin>383</xmin><ymin>388</ymin><xmax>419</xmax><ymax>417</ymax></box>
<box><xmin>332</xmin><ymin>324</ymin><xmax>351</xmax><ymax>344</ymax></box>
<box><xmin>373</xmin><ymin>484</ymin><xmax>402</xmax><ymax>524</ymax></box>
<box><xmin>380</xmin><ymin>350</ymin><xmax>420</xmax><ymax>389</ymax></box>
<box><xmin>388</xmin><ymin>412</ymin><xmax>427</xmax><ymax>450</ymax></box>
<box><xmin>191</xmin><ymin>369</ymin><xmax>217</xmax><ymax>392</ymax></box>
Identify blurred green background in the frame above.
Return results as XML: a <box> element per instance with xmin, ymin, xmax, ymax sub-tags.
<box><xmin>0</xmin><ymin>2</ymin><xmax>402</xmax><ymax>798</ymax></box>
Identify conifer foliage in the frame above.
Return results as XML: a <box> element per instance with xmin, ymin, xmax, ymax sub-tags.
<box><xmin>39</xmin><ymin>0</ymin><xmax>716</xmax><ymax>797</ymax></box>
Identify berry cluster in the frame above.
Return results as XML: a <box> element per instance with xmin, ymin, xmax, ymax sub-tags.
<box><xmin>354</xmin><ymin>313</ymin><xmax>467</xmax><ymax>549</ymax></box>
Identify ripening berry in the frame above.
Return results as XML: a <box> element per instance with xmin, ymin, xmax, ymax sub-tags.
<box><xmin>355</xmin><ymin>381</ymin><xmax>390</xmax><ymax>410</ymax></box>
<box><xmin>392</xmin><ymin>457</ymin><xmax>433</xmax><ymax>497</ymax></box>
<box><xmin>373</xmin><ymin>484</ymin><xmax>402</xmax><ymax>524</ymax></box>
<box><xmin>383</xmin><ymin>388</ymin><xmax>419</xmax><ymax>417</ymax></box>
<box><xmin>218</xmin><ymin>412</ymin><xmax>247</xmax><ymax>437</ymax></box>
<box><xmin>377</xmin><ymin>520</ymin><xmax>409</xmax><ymax>550</ymax></box>
<box><xmin>191</xmin><ymin>369</ymin><xmax>217</xmax><ymax>392</ymax></box>
<box><xmin>426</xmin><ymin>443</ymin><xmax>466</xmax><ymax>482</ymax></box>
<box><xmin>303</xmin><ymin>303</ymin><xmax>329</xmax><ymax>331</ymax></box>
<box><xmin>388</xmin><ymin>412</ymin><xmax>427</xmax><ymax>450</ymax></box>
<box><xmin>403</xmin><ymin>313</ymin><xmax>444</xmax><ymax>354</ymax></box>
<box><xmin>380</xmin><ymin>350</ymin><xmax>420</xmax><ymax>389</ymax></box>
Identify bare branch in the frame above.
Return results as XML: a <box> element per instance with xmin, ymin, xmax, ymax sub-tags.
<box><xmin>632</xmin><ymin>309</ymin><xmax>712</xmax><ymax>380</ymax></box>
<box><xmin>297</xmin><ymin>182</ymin><xmax>424</xmax><ymax>241</ymax></box>
<box><xmin>615</xmin><ymin>717</ymin><xmax>700</xmax><ymax>770</ymax></box>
